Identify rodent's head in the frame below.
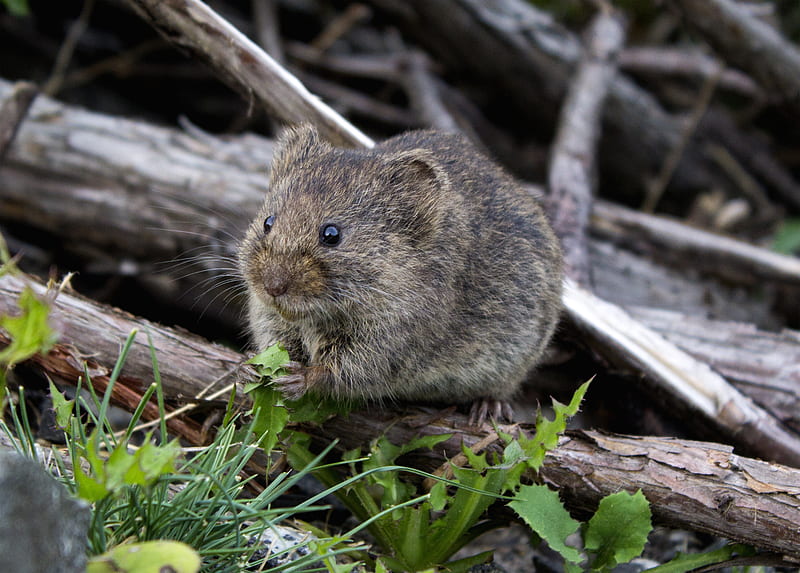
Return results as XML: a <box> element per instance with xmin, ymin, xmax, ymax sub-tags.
<box><xmin>239</xmin><ymin>124</ymin><xmax>461</xmax><ymax>325</ymax></box>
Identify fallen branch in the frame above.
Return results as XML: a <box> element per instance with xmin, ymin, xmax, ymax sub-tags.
<box><xmin>0</xmin><ymin>272</ymin><xmax>244</xmax><ymax>445</ymax></box>
<box><xmin>122</xmin><ymin>0</ymin><xmax>373</xmax><ymax>148</ymax></box>
<box><xmin>548</xmin><ymin>8</ymin><xmax>625</xmax><ymax>284</ymax></box>
<box><xmin>564</xmin><ymin>279</ymin><xmax>800</xmax><ymax>466</ymax></box>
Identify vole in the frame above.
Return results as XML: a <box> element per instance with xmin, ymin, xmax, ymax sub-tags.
<box><xmin>238</xmin><ymin>124</ymin><xmax>563</xmax><ymax>423</ymax></box>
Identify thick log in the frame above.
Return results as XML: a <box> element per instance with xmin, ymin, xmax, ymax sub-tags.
<box><xmin>0</xmin><ymin>272</ymin><xmax>244</xmax><ymax>444</ymax></box>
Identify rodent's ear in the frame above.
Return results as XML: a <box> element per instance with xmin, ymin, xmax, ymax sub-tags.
<box><xmin>383</xmin><ymin>149</ymin><xmax>450</xmax><ymax>192</ymax></box>
<box><xmin>382</xmin><ymin>149</ymin><xmax>451</xmax><ymax>241</ymax></box>
<box><xmin>270</xmin><ymin>123</ymin><xmax>331</xmax><ymax>178</ymax></box>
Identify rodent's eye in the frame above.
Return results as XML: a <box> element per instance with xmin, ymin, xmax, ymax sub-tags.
<box><xmin>263</xmin><ymin>215</ymin><xmax>276</xmax><ymax>235</ymax></box>
<box><xmin>319</xmin><ymin>223</ymin><xmax>341</xmax><ymax>247</ymax></box>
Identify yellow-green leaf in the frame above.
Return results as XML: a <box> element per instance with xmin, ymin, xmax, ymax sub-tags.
<box><xmin>86</xmin><ymin>540</ymin><xmax>200</xmax><ymax>573</ymax></box>
<box><xmin>0</xmin><ymin>287</ymin><xmax>58</xmax><ymax>367</ymax></box>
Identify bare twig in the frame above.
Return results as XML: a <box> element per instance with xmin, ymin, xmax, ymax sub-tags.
<box><xmin>642</xmin><ymin>63</ymin><xmax>722</xmax><ymax>212</ymax></box>
<box><xmin>402</xmin><ymin>50</ymin><xmax>462</xmax><ymax>133</ymax></box>
<box><xmin>43</xmin><ymin>0</ymin><xmax>96</xmax><ymax>96</ymax></box>
<box><xmin>548</xmin><ymin>9</ymin><xmax>626</xmax><ymax>284</ymax></box>
<box><xmin>309</xmin><ymin>3</ymin><xmax>372</xmax><ymax>52</ymax></box>
<box><xmin>590</xmin><ymin>199</ymin><xmax>800</xmax><ymax>286</ymax></box>
<box><xmin>0</xmin><ymin>81</ymin><xmax>38</xmax><ymax>162</ymax></box>
<box><xmin>618</xmin><ymin>46</ymin><xmax>761</xmax><ymax>98</ymax></box>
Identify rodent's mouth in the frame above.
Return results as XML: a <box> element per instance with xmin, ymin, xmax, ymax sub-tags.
<box><xmin>269</xmin><ymin>296</ymin><xmax>310</xmax><ymax>322</ymax></box>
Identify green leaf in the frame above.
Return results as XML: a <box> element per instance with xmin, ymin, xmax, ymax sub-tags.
<box><xmin>249</xmin><ymin>384</ymin><xmax>289</xmax><ymax>453</ymax></box>
<box><xmin>245</xmin><ymin>342</ymin><xmax>291</xmax><ymax>383</ymax></box>
<box><xmin>75</xmin><ymin>465</ymin><xmax>110</xmax><ymax>502</ymax></box>
<box><xmin>75</xmin><ymin>430</ymin><xmax>181</xmax><ymax>501</ymax></box>
<box><xmin>441</xmin><ymin>550</ymin><xmax>494</xmax><ymax>573</ymax></box>
<box><xmin>584</xmin><ymin>489</ymin><xmax>652</xmax><ymax>570</ymax></box>
<box><xmin>86</xmin><ymin>540</ymin><xmax>200</xmax><ymax>573</ymax></box>
<box><xmin>773</xmin><ymin>218</ymin><xmax>800</xmax><ymax>255</ymax></box>
<box><xmin>429</xmin><ymin>480</ymin><xmax>447</xmax><ymax>511</ymax></box>
<box><xmin>364</xmin><ymin>434</ymin><xmax>451</xmax><ymax>507</ymax></box>
<box><xmin>643</xmin><ymin>543</ymin><xmax>755</xmax><ymax>573</ymax></box>
<box><xmin>509</xmin><ymin>483</ymin><xmax>583</xmax><ymax>565</ymax></box>
<box><xmin>48</xmin><ymin>379</ymin><xmax>74</xmax><ymax>430</ymax></box>
<box><xmin>519</xmin><ymin>379</ymin><xmax>591</xmax><ymax>471</ymax></box>
<box><xmin>0</xmin><ymin>287</ymin><xmax>58</xmax><ymax>367</ymax></box>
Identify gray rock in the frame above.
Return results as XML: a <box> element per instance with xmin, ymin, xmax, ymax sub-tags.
<box><xmin>0</xmin><ymin>450</ymin><xmax>90</xmax><ymax>573</ymax></box>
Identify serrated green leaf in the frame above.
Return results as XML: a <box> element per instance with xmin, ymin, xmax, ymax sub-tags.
<box><xmin>246</xmin><ymin>343</ymin><xmax>290</xmax><ymax>380</ymax></box>
<box><xmin>105</xmin><ymin>444</ymin><xmax>137</xmax><ymax>491</ymax></box>
<box><xmin>460</xmin><ymin>442</ymin><xmax>491</xmax><ymax>471</ymax></box>
<box><xmin>132</xmin><ymin>439</ymin><xmax>181</xmax><ymax>483</ymax></box>
<box><xmin>249</xmin><ymin>385</ymin><xmax>289</xmax><ymax>453</ymax></box>
<box><xmin>48</xmin><ymin>379</ymin><xmax>74</xmax><ymax>430</ymax></box>
<box><xmin>520</xmin><ymin>379</ymin><xmax>591</xmax><ymax>471</ymax></box>
<box><xmin>509</xmin><ymin>483</ymin><xmax>583</xmax><ymax>565</ymax></box>
<box><xmin>87</xmin><ymin>540</ymin><xmax>200</xmax><ymax>573</ymax></box>
<box><xmin>585</xmin><ymin>489</ymin><xmax>652</xmax><ymax>570</ymax></box>
<box><xmin>75</xmin><ymin>465</ymin><xmax>110</xmax><ymax>502</ymax></box>
<box><xmin>0</xmin><ymin>287</ymin><xmax>58</xmax><ymax>367</ymax></box>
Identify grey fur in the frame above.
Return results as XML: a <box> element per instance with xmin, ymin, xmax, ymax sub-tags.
<box><xmin>238</xmin><ymin>124</ymin><xmax>563</xmax><ymax>407</ymax></box>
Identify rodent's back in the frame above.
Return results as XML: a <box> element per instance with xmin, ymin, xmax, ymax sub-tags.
<box><xmin>239</xmin><ymin>125</ymin><xmax>562</xmax><ymax>404</ymax></box>
<box><xmin>378</xmin><ymin>130</ymin><xmax>563</xmax><ymax>400</ymax></box>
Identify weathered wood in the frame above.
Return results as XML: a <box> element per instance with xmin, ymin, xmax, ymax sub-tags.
<box><xmin>122</xmin><ymin>0</ymin><xmax>373</xmax><ymax>149</ymax></box>
<box><xmin>667</xmin><ymin>0</ymin><xmax>800</xmax><ymax>120</ymax></box>
<box><xmin>0</xmin><ymin>272</ymin><xmax>244</xmax><ymax>445</ymax></box>
<box><xmin>0</xmin><ymin>81</ymin><xmax>37</xmax><ymax>161</ymax></box>
<box><xmin>364</xmin><ymin>0</ymin><xmax>738</xmax><ymax>202</ymax></box>
<box><xmin>564</xmin><ymin>280</ymin><xmax>800</xmax><ymax>467</ymax></box>
<box><xmin>548</xmin><ymin>9</ymin><xmax>625</xmax><ymax>285</ymax></box>
<box><xmin>2</xmin><ymin>272</ymin><xmax>800</xmax><ymax>556</ymax></box>
<box><xmin>630</xmin><ymin>306</ymin><xmax>800</xmax><ymax>434</ymax></box>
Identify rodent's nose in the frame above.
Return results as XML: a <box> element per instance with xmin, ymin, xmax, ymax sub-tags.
<box><xmin>264</xmin><ymin>275</ymin><xmax>290</xmax><ymax>298</ymax></box>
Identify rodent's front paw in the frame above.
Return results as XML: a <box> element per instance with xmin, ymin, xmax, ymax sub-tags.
<box><xmin>273</xmin><ymin>361</ymin><xmax>327</xmax><ymax>401</ymax></box>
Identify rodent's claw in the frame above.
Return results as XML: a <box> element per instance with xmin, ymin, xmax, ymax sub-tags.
<box><xmin>273</xmin><ymin>361</ymin><xmax>309</xmax><ymax>401</ymax></box>
<box><xmin>468</xmin><ymin>398</ymin><xmax>515</xmax><ymax>427</ymax></box>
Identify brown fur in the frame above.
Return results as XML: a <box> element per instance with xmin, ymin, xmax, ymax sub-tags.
<box><xmin>238</xmin><ymin>124</ymin><xmax>563</xmax><ymax>409</ymax></box>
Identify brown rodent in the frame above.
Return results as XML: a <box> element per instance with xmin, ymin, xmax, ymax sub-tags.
<box><xmin>238</xmin><ymin>124</ymin><xmax>563</xmax><ymax>422</ymax></box>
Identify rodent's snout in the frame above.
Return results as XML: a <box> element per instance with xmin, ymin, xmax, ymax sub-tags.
<box><xmin>264</xmin><ymin>274</ymin><xmax>290</xmax><ymax>298</ymax></box>
<box><xmin>258</xmin><ymin>261</ymin><xmax>295</xmax><ymax>298</ymax></box>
